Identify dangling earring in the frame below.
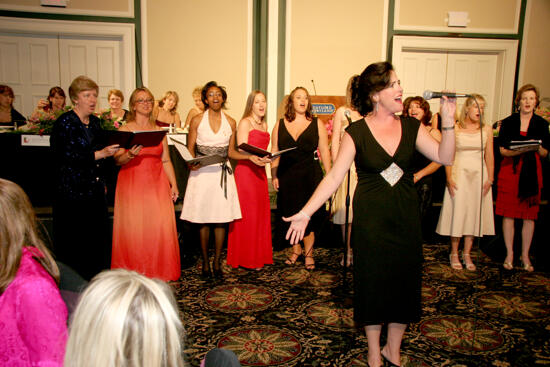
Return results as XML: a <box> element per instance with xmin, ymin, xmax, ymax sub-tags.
<box><xmin>375</xmin><ymin>102</ymin><xmax>379</xmax><ymax>113</ymax></box>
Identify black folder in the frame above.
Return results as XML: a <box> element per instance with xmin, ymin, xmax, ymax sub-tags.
<box><xmin>238</xmin><ymin>143</ymin><xmax>297</xmax><ymax>158</ymax></box>
<box><xmin>103</xmin><ymin>130</ymin><xmax>167</xmax><ymax>149</ymax></box>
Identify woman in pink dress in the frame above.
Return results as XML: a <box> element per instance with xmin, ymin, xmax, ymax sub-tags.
<box><xmin>111</xmin><ymin>87</ymin><xmax>181</xmax><ymax>281</ymax></box>
<box><xmin>228</xmin><ymin>91</ymin><xmax>273</xmax><ymax>270</ymax></box>
<box><xmin>0</xmin><ymin>179</ymin><xmax>68</xmax><ymax>367</ymax></box>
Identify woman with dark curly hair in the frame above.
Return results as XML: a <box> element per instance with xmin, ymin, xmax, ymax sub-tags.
<box><xmin>496</xmin><ymin>84</ymin><xmax>549</xmax><ymax>272</ymax></box>
<box><xmin>271</xmin><ymin>86</ymin><xmax>331</xmax><ymax>270</ymax></box>
<box><xmin>407</xmin><ymin>96</ymin><xmax>442</xmax><ymax>240</ymax></box>
<box><xmin>284</xmin><ymin>62</ymin><xmax>456</xmax><ymax>367</ymax></box>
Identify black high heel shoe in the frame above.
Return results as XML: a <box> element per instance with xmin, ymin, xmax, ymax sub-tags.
<box><xmin>381</xmin><ymin>349</ymin><xmax>400</xmax><ymax>367</ymax></box>
<box><xmin>201</xmin><ymin>264</ymin><xmax>212</xmax><ymax>279</ymax></box>
<box><xmin>213</xmin><ymin>261</ymin><xmax>224</xmax><ymax>279</ymax></box>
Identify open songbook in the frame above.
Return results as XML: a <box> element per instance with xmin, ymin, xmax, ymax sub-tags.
<box><xmin>102</xmin><ymin>130</ymin><xmax>166</xmax><ymax>149</ymax></box>
<box><xmin>507</xmin><ymin>139</ymin><xmax>542</xmax><ymax>150</ymax></box>
<box><xmin>238</xmin><ymin>143</ymin><xmax>297</xmax><ymax>158</ymax></box>
<box><xmin>169</xmin><ymin>135</ymin><xmax>226</xmax><ymax>167</ymax></box>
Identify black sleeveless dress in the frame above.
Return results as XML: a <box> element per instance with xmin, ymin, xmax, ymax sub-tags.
<box><xmin>276</xmin><ymin>118</ymin><xmax>324</xmax><ymax>240</ymax></box>
<box><xmin>346</xmin><ymin>117</ymin><xmax>422</xmax><ymax>326</ymax></box>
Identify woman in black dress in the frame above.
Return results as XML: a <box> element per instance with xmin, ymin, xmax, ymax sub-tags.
<box><xmin>51</xmin><ymin>75</ymin><xmax>120</xmax><ymax>280</ymax></box>
<box><xmin>271</xmin><ymin>87</ymin><xmax>331</xmax><ymax>270</ymax></box>
<box><xmin>284</xmin><ymin>62</ymin><xmax>456</xmax><ymax>367</ymax></box>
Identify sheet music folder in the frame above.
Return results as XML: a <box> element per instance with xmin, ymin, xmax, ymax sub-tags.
<box><xmin>238</xmin><ymin>143</ymin><xmax>297</xmax><ymax>158</ymax></box>
<box><xmin>169</xmin><ymin>135</ymin><xmax>225</xmax><ymax>167</ymax></box>
<box><xmin>103</xmin><ymin>130</ymin><xmax>166</xmax><ymax>149</ymax></box>
<box><xmin>507</xmin><ymin>139</ymin><xmax>542</xmax><ymax>150</ymax></box>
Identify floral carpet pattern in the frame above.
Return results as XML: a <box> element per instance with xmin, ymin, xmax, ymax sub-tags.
<box><xmin>172</xmin><ymin>244</ymin><xmax>550</xmax><ymax>366</ymax></box>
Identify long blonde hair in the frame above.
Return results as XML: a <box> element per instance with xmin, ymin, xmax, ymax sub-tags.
<box><xmin>0</xmin><ymin>179</ymin><xmax>59</xmax><ymax>293</ymax></box>
<box><xmin>241</xmin><ymin>90</ymin><xmax>266</xmax><ymax>121</ymax></box>
<box><xmin>458</xmin><ymin>94</ymin><xmax>486</xmax><ymax>129</ymax></box>
<box><xmin>64</xmin><ymin>269</ymin><xmax>184</xmax><ymax>367</ymax></box>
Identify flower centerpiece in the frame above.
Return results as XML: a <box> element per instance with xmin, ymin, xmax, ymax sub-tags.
<box><xmin>535</xmin><ymin>106</ymin><xmax>550</xmax><ymax>132</ymax></box>
<box><xmin>25</xmin><ymin>106</ymin><xmax>72</xmax><ymax>135</ymax></box>
<box><xmin>97</xmin><ymin>109</ymin><xmax>125</xmax><ymax>130</ymax></box>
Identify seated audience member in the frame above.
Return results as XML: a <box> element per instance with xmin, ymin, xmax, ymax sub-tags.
<box><xmin>102</xmin><ymin>88</ymin><xmax>128</xmax><ymax>122</ymax></box>
<box><xmin>0</xmin><ymin>84</ymin><xmax>26</xmax><ymax>127</ymax></box>
<box><xmin>183</xmin><ymin>86</ymin><xmax>205</xmax><ymax>130</ymax></box>
<box><xmin>31</xmin><ymin>86</ymin><xmax>67</xmax><ymax>119</ymax></box>
<box><xmin>64</xmin><ymin>269</ymin><xmax>184</xmax><ymax>367</ymax></box>
<box><xmin>154</xmin><ymin>90</ymin><xmax>181</xmax><ymax>128</ymax></box>
<box><xmin>0</xmin><ymin>178</ymin><xmax>68</xmax><ymax>366</ymax></box>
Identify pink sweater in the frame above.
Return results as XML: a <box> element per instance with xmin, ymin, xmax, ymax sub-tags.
<box><xmin>0</xmin><ymin>247</ymin><xmax>68</xmax><ymax>367</ymax></box>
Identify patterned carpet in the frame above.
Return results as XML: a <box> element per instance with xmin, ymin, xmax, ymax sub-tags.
<box><xmin>172</xmin><ymin>244</ymin><xmax>550</xmax><ymax>366</ymax></box>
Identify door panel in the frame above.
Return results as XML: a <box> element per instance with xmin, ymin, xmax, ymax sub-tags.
<box><xmin>0</xmin><ymin>33</ymin><xmax>60</xmax><ymax>117</ymax></box>
<box><xmin>446</xmin><ymin>52</ymin><xmax>498</xmax><ymax>123</ymax></box>
<box><xmin>59</xmin><ymin>36</ymin><xmax>122</xmax><ymax>110</ymax></box>
<box><xmin>394</xmin><ymin>50</ymin><xmax>447</xmax><ymax>116</ymax></box>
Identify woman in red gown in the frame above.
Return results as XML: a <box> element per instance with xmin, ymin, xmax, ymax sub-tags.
<box><xmin>227</xmin><ymin>91</ymin><xmax>273</xmax><ymax>270</ymax></box>
<box><xmin>111</xmin><ymin>87</ymin><xmax>181</xmax><ymax>281</ymax></box>
<box><xmin>496</xmin><ymin>84</ymin><xmax>549</xmax><ymax>272</ymax></box>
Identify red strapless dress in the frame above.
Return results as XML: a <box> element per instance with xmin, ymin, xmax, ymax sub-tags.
<box><xmin>227</xmin><ymin>129</ymin><xmax>273</xmax><ymax>269</ymax></box>
<box><xmin>112</xmin><ymin>141</ymin><xmax>181</xmax><ymax>280</ymax></box>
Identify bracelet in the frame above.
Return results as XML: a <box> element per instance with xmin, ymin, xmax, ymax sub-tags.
<box><xmin>299</xmin><ymin>210</ymin><xmax>311</xmax><ymax>220</ymax></box>
<box><xmin>441</xmin><ymin>126</ymin><xmax>455</xmax><ymax>131</ymax></box>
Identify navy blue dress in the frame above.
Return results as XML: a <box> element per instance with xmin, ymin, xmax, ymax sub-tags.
<box><xmin>50</xmin><ymin>110</ymin><xmax>111</xmax><ymax>280</ymax></box>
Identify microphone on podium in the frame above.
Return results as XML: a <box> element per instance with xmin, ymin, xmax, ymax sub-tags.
<box><xmin>311</xmin><ymin>80</ymin><xmax>317</xmax><ymax>95</ymax></box>
<box><xmin>423</xmin><ymin>90</ymin><xmax>471</xmax><ymax>100</ymax></box>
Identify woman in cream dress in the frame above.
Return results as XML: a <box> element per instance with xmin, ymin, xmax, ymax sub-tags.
<box><xmin>436</xmin><ymin>94</ymin><xmax>495</xmax><ymax>271</ymax></box>
<box><xmin>331</xmin><ymin>75</ymin><xmax>362</xmax><ymax>266</ymax></box>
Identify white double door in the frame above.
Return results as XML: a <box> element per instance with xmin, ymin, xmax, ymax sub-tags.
<box><xmin>0</xmin><ymin>32</ymin><xmax>122</xmax><ymax>118</ymax></box>
<box><xmin>396</xmin><ymin>50</ymin><xmax>499</xmax><ymax>124</ymax></box>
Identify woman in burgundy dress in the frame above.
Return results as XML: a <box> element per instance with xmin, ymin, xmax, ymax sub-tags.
<box><xmin>227</xmin><ymin>91</ymin><xmax>273</xmax><ymax>270</ymax></box>
<box><xmin>496</xmin><ymin>84</ymin><xmax>549</xmax><ymax>272</ymax></box>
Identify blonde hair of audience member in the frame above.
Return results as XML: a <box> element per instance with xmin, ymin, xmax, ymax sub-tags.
<box><xmin>126</xmin><ymin>87</ymin><xmax>156</xmax><ymax>124</ymax></box>
<box><xmin>64</xmin><ymin>269</ymin><xmax>184</xmax><ymax>367</ymax></box>
<box><xmin>68</xmin><ymin>76</ymin><xmax>99</xmax><ymax>105</ymax></box>
<box><xmin>183</xmin><ymin>87</ymin><xmax>205</xmax><ymax>129</ymax></box>
<box><xmin>0</xmin><ymin>178</ymin><xmax>59</xmax><ymax>292</ymax></box>
<box><xmin>159</xmin><ymin>91</ymin><xmax>180</xmax><ymax>114</ymax></box>
<box><xmin>458</xmin><ymin>94</ymin><xmax>486</xmax><ymax>129</ymax></box>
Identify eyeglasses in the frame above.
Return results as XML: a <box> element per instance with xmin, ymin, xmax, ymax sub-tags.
<box><xmin>136</xmin><ymin>99</ymin><xmax>154</xmax><ymax>104</ymax></box>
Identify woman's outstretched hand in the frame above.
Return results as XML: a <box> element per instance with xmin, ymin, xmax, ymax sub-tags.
<box><xmin>283</xmin><ymin>211</ymin><xmax>310</xmax><ymax>245</ymax></box>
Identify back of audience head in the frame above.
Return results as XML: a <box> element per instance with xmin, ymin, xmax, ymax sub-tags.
<box><xmin>0</xmin><ymin>178</ymin><xmax>59</xmax><ymax>293</ymax></box>
<box><xmin>64</xmin><ymin>269</ymin><xmax>184</xmax><ymax>367</ymax></box>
